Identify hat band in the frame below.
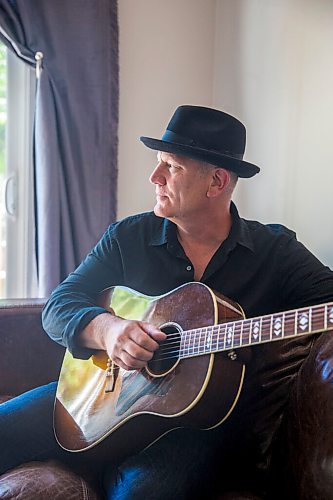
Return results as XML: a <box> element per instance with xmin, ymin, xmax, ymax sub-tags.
<box><xmin>162</xmin><ymin>129</ymin><xmax>243</xmax><ymax>160</ymax></box>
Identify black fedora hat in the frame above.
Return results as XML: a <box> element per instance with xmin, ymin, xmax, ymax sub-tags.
<box><xmin>140</xmin><ymin>105</ymin><xmax>260</xmax><ymax>178</ymax></box>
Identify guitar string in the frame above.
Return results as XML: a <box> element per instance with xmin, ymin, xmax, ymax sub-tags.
<box><xmin>156</xmin><ymin>317</ymin><xmax>332</xmax><ymax>360</ymax></box>
<box><xmin>151</xmin><ymin>310</ymin><xmax>333</xmax><ymax>362</ymax></box>
<box><xmin>154</xmin><ymin>307</ymin><xmax>332</xmax><ymax>348</ymax></box>
<box><xmin>153</xmin><ymin>323</ymin><xmax>333</xmax><ymax>364</ymax></box>
<box><xmin>154</xmin><ymin>305</ymin><xmax>332</xmax><ymax>346</ymax></box>
<box><xmin>155</xmin><ymin>308</ymin><xmax>329</xmax><ymax>349</ymax></box>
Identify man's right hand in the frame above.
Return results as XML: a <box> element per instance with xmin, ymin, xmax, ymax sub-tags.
<box><xmin>79</xmin><ymin>313</ymin><xmax>167</xmax><ymax>371</ymax></box>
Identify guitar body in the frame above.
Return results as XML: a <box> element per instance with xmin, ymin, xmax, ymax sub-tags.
<box><xmin>54</xmin><ymin>282</ymin><xmax>245</xmax><ymax>462</ymax></box>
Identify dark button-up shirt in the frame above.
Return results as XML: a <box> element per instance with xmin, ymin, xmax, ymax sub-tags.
<box><xmin>42</xmin><ymin>203</ymin><xmax>333</xmax><ymax>467</ymax></box>
<box><xmin>43</xmin><ymin>203</ymin><xmax>333</xmax><ymax>357</ymax></box>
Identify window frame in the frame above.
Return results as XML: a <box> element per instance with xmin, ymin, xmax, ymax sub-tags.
<box><xmin>5</xmin><ymin>49</ymin><xmax>37</xmax><ymax>298</ymax></box>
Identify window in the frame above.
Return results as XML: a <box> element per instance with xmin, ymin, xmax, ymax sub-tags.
<box><xmin>0</xmin><ymin>44</ymin><xmax>6</xmax><ymax>296</ymax></box>
<box><xmin>0</xmin><ymin>43</ymin><xmax>37</xmax><ymax>298</ymax></box>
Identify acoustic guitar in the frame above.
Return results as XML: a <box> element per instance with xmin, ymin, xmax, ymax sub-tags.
<box><xmin>54</xmin><ymin>282</ymin><xmax>333</xmax><ymax>462</ymax></box>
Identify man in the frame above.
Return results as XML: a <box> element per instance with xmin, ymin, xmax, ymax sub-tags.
<box><xmin>1</xmin><ymin>105</ymin><xmax>333</xmax><ymax>498</ymax></box>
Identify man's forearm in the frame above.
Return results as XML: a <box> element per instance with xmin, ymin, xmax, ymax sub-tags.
<box><xmin>78</xmin><ymin>312</ymin><xmax>115</xmax><ymax>351</ymax></box>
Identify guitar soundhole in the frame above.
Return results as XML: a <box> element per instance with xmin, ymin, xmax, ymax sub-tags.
<box><xmin>147</xmin><ymin>323</ymin><xmax>181</xmax><ymax>376</ymax></box>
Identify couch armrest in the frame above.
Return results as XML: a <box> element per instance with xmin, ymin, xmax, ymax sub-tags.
<box><xmin>0</xmin><ymin>299</ymin><xmax>65</xmax><ymax>397</ymax></box>
<box><xmin>281</xmin><ymin>332</ymin><xmax>333</xmax><ymax>499</ymax></box>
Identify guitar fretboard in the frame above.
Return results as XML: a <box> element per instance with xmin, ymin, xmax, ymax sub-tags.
<box><xmin>180</xmin><ymin>302</ymin><xmax>333</xmax><ymax>359</ymax></box>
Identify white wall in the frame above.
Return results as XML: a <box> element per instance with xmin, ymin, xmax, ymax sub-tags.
<box><xmin>117</xmin><ymin>0</ymin><xmax>216</xmax><ymax>218</ymax></box>
<box><xmin>213</xmin><ymin>0</ymin><xmax>333</xmax><ymax>267</ymax></box>
<box><xmin>118</xmin><ymin>0</ymin><xmax>333</xmax><ymax>268</ymax></box>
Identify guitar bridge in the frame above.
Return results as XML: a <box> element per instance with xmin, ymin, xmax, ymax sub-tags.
<box><xmin>105</xmin><ymin>359</ymin><xmax>118</xmax><ymax>392</ymax></box>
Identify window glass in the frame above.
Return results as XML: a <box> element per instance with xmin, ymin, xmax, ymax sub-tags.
<box><xmin>0</xmin><ymin>44</ymin><xmax>6</xmax><ymax>296</ymax></box>
<box><xmin>0</xmin><ymin>43</ymin><xmax>37</xmax><ymax>298</ymax></box>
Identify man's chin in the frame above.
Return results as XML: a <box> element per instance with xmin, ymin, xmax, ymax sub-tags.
<box><xmin>153</xmin><ymin>206</ymin><xmax>165</xmax><ymax>217</ymax></box>
<box><xmin>153</xmin><ymin>204</ymin><xmax>171</xmax><ymax>218</ymax></box>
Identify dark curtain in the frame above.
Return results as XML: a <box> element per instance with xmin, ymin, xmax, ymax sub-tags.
<box><xmin>0</xmin><ymin>0</ymin><xmax>119</xmax><ymax>297</ymax></box>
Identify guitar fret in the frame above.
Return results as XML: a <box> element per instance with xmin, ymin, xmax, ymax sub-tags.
<box><xmin>233</xmin><ymin>321</ymin><xmax>242</xmax><ymax>348</ymax></box>
<box><xmin>186</xmin><ymin>331</ymin><xmax>191</xmax><ymax>356</ymax></box>
<box><xmin>188</xmin><ymin>330</ymin><xmax>193</xmax><ymax>356</ymax></box>
<box><xmin>297</xmin><ymin>308</ymin><xmax>310</xmax><ymax>335</ymax></box>
<box><xmin>250</xmin><ymin>317</ymin><xmax>261</xmax><ymax>344</ymax></box>
<box><xmin>309</xmin><ymin>307</ymin><xmax>312</xmax><ymax>333</ymax></box>
<box><xmin>190</xmin><ymin>330</ymin><xmax>196</xmax><ymax>355</ymax></box>
<box><xmin>225</xmin><ymin>322</ymin><xmax>234</xmax><ymax>350</ymax></box>
<box><xmin>199</xmin><ymin>327</ymin><xmax>205</xmax><ymax>354</ymax></box>
<box><xmin>204</xmin><ymin>328</ymin><xmax>212</xmax><ymax>353</ymax></box>
<box><xmin>196</xmin><ymin>328</ymin><xmax>202</xmax><ymax>355</ymax></box>
<box><xmin>272</xmin><ymin>313</ymin><xmax>283</xmax><ymax>339</ymax></box>
<box><xmin>204</xmin><ymin>326</ymin><xmax>210</xmax><ymax>353</ymax></box>
<box><xmin>215</xmin><ymin>325</ymin><xmax>220</xmax><ymax>352</ymax></box>
<box><xmin>180</xmin><ymin>301</ymin><xmax>333</xmax><ymax>361</ymax></box>
<box><xmin>200</xmin><ymin>327</ymin><xmax>206</xmax><ymax>354</ymax></box>
<box><xmin>260</xmin><ymin>315</ymin><xmax>270</xmax><ymax>342</ymax></box>
<box><xmin>218</xmin><ymin>323</ymin><xmax>226</xmax><ymax>352</ymax></box>
<box><xmin>212</xmin><ymin>326</ymin><xmax>218</xmax><ymax>352</ymax></box>
<box><xmin>324</xmin><ymin>305</ymin><xmax>328</xmax><ymax>331</ymax></box>
<box><xmin>284</xmin><ymin>311</ymin><xmax>296</xmax><ymax>338</ymax></box>
<box><xmin>241</xmin><ymin>319</ymin><xmax>251</xmax><ymax>346</ymax></box>
<box><xmin>311</xmin><ymin>304</ymin><xmax>324</xmax><ymax>332</ymax></box>
<box><xmin>326</xmin><ymin>304</ymin><xmax>333</xmax><ymax>329</ymax></box>
<box><xmin>185</xmin><ymin>330</ymin><xmax>190</xmax><ymax>357</ymax></box>
<box><xmin>248</xmin><ymin>319</ymin><xmax>253</xmax><ymax>344</ymax></box>
<box><xmin>180</xmin><ymin>331</ymin><xmax>186</xmax><ymax>358</ymax></box>
<box><xmin>195</xmin><ymin>327</ymin><xmax>201</xmax><ymax>355</ymax></box>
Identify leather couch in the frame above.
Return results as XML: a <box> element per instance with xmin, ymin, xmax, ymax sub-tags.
<box><xmin>0</xmin><ymin>300</ymin><xmax>101</xmax><ymax>499</ymax></box>
<box><xmin>0</xmin><ymin>299</ymin><xmax>332</xmax><ymax>499</ymax></box>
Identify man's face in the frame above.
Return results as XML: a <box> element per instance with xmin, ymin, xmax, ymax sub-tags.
<box><xmin>149</xmin><ymin>152</ymin><xmax>213</xmax><ymax>222</ymax></box>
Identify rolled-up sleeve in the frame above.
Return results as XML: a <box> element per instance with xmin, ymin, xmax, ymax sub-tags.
<box><xmin>42</xmin><ymin>224</ymin><xmax>124</xmax><ymax>359</ymax></box>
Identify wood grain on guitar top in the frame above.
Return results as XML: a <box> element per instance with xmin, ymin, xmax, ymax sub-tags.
<box><xmin>54</xmin><ymin>282</ymin><xmax>246</xmax><ymax>461</ymax></box>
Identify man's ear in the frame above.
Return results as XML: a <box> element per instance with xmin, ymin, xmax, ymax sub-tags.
<box><xmin>206</xmin><ymin>168</ymin><xmax>230</xmax><ymax>197</ymax></box>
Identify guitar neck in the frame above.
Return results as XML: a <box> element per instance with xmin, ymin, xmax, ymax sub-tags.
<box><xmin>180</xmin><ymin>301</ymin><xmax>333</xmax><ymax>359</ymax></box>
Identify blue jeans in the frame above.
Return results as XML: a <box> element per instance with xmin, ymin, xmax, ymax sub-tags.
<box><xmin>0</xmin><ymin>382</ymin><xmax>228</xmax><ymax>498</ymax></box>
<box><xmin>0</xmin><ymin>383</ymin><xmax>261</xmax><ymax>499</ymax></box>
<box><xmin>0</xmin><ymin>382</ymin><xmax>63</xmax><ymax>472</ymax></box>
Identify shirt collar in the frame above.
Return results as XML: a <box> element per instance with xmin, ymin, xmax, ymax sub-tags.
<box><xmin>148</xmin><ymin>202</ymin><xmax>255</xmax><ymax>253</ymax></box>
<box><xmin>149</xmin><ymin>217</ymin><xmax>174</xmax><ymax>246</ymax></box>
<box><xmin>228</xmin><ymin>202</ymin><xmax>255</xmax><ymax>253</ymax></box>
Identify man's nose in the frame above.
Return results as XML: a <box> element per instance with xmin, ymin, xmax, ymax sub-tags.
<box><xmin>149</xmin><ymin>163</ymin><xmax>166</xmax><ymax>185</ymax></box>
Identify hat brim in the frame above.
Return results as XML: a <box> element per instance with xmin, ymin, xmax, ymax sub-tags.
<box><xmin>140</xmin><ymin>136</ymin><xmax>260</xmax><ymax>178</ymax></box>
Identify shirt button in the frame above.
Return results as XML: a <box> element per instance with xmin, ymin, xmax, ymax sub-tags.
<box><xmin>186</xmin><ymin>265</ymin><xmax>192</xmax><ymax>271</ymax></box>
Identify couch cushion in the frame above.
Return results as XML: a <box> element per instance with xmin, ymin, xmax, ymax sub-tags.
<box><xmin>0</xmin><ymin>460</ymin><xmax>101</xmax><ymax>499</ymax></box>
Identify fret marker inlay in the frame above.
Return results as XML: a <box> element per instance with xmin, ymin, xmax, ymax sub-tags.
<box><xmin>273</xmin><ymin>317</ymin><xmax>282</xmax><ymax>336</ymax></box>
<box><xmin>178</xmin><ymin>299</ymin><xmax>333</xmax><ymax>362</ymax></box>
<box><xmin>252</xmin><ymin>321</ymin><xmax>260</xmax><ymax>340</ymax></box>
<box><xmin>206</xmin><ymin>332</ymin><xmax>212</xmax><ymax>349</ymax></box>
<box><xmin>299</xmin><ymin>313</ymin><xmax>309</xmax><ymax>331</ymax></box>
<box><xmin>329</xmin><ymin>308</ymin><xmax>333</xmax><ymax>324</ymax></box>
<box><xmin>226</xmin><ymin>327</ymin><xmax>233</xmax><ymax>345</ymax></box>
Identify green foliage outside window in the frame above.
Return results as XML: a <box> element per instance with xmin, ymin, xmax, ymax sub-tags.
<box><xmin>0</xmin><ymin>43</ymin><xmax>6</xmax><ymax>177</ymax></box>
